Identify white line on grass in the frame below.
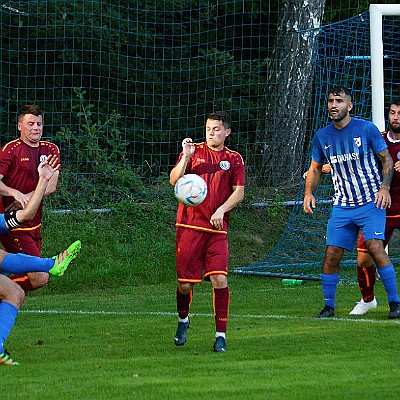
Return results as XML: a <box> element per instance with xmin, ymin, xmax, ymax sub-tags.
<box><xmin>20</xmin><ymin>309</ymin><xmax>400</xmax><ymax>325</ymax></box>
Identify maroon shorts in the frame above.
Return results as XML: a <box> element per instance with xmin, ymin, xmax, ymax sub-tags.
<box><xmin>357</xmin><ymin>215</ymin><xmax>400</xmax><ymax>253</ymax></box>
<box><xmin>0</xmin><ymin>229</ymin><xmax>42</xmax><ymax>257</ymax></box>
<box><xmin>176</xmin><ymin>228</ymin><xmax>228</xmax><ymax>283</ymax></box>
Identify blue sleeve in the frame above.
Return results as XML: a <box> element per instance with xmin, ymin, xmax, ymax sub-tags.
<box><xmin>311</xmin><ymin>133</ymin><xmax>326</xmax><ymax>163</ymax></box>
<box><xmin>368</xmin><ymin>123</ymin><xmax>387</xmax><ymax>154</ymax></box>
<box><xmin>0</xmin><ymin>214</ymin><xmax>9</xmax><ymax>234</ymax></box>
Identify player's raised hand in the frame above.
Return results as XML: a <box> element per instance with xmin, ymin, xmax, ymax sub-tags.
<box><xmin>182</xmin><ymin>138</ymin><xmax>195</xmax><ymax>158</ymax></box>
<box><xmin>38</xmin><ymin>154</ymin><xmax>60</xmax><ymax>181</ymax></box>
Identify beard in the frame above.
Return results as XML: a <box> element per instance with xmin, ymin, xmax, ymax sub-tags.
<box><xmin>390</xmin><ymin>123</ymin><xmax>400</xmax><ymax>134</ymax></box>
<box><xmin>330</xmin><ymin>110</ymin><xmax>347</xmax><ymax>123</ymax></box>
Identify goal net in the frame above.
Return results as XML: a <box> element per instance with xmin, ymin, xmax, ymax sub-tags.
<box><xmin>233</xmin><ymin>7</ymin><xmax>400</xmax><ymax>280</ymax></box>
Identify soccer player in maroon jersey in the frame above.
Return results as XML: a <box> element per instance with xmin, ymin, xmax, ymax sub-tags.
<box><xmin>0</xmin><ymin>155</ymin><xmax>81</xmax><ymax>366</ymax></box>
<box><xmin>0</xmin><ymin>104</ymin><xmax>60</xmax><ymax>292</ymax></box>
<box><xmin>169</xmin><ymin>111</ymin><xmax>245</xmax><ymax>352</ymax></box>
<box><xmin>350</xmin><ymin>99</ymin><xmax>400</xmax><ymax>315</ymax></box>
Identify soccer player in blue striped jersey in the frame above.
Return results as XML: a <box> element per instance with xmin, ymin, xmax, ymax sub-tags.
<box><xmin>303</xmin><ymin>86</ymin><xmax>400</xmax><ymax>319</ymax></box>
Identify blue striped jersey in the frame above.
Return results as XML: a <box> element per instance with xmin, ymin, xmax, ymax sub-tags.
<box><xmin>312</xmin><ymin>118</ymin><xmax>387</xmax><ymax>206</ymax></box>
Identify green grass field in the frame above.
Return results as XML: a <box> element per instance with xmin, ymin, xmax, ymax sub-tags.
<box><xmin>3</xmin><ymin>280</ymin><xmax>400</xmax><ymax>399</ymax></box>
<box><xmin>2</xmin><ymin>204</ymin><xmax>400</xmax><ymax>399</ymax></box>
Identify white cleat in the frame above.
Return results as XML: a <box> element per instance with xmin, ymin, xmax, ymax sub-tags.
<box><xmin>349</xmin><ymin>297</ymin><xmax>377</xmax><ymax>315</ymax></box>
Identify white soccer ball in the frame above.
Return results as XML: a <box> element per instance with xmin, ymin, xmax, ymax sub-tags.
<box><xmin>174</xmin><ymin>174</ymin><xmax>207</xmax><ymax>206</ymax></box>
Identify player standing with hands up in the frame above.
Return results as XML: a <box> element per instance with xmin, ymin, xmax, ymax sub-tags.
<box><xmin>0</xmin><ymin>104</ymin><xmax>60</xmax><ymax>293</ymax></box>
<box><xmin>170</xmin><ymin>111</ymin><xmax>245</xmax><ymax>352</ymax></box>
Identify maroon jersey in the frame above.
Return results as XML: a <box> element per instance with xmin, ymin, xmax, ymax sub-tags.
<box><xmin>383</xmin><ymin>132</ymin><xmax>400</xmax><ymax>216</ymax></box>
<box><xmin>175</xmin><ymin>142</ymin><xmax>245</xmax><ymax>234</ymax></box>
<box><xmin>0</xmin><ymin>139</ymin><xmax>60</xmax><ymax>229</ymax></box>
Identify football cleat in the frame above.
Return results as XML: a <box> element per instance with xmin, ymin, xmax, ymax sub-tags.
<box><xmin>316</xmin><ymin>305</ymin><xmax>335</xmax><ymax>318</ymax></box>
<box><xmin>49</xmin><ymin>240</ymin><xmax>82</xmax><ymax>277</ymax></box>
<box><xmin>0</xmin><ymin>351</ymin><xmax>20</xmax><ymax>366</ymax></box>
<box><xmin>174</xmin><ymin>319</ymin><xmax>190</xmax><ymax>346</ymax></box>
<box><xmin>389</xmin><ymin>301</ymin><xmax>400</xmax><ymax>319</ymax></box>
<box><xmin>349</xmin><ymin>297</ymin><xmax>377</xmax><ymax>315</ymax></box>
<box><xmin>213</xmin><ymin>336</ymin><xmax>226</xmax><ymax>353</ymax></box>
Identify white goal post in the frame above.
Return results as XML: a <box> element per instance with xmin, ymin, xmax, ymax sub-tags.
<box><xmin>370</xmin><ymin>4</ymin><xmax>400</xmax><ymax>131</ymax></box>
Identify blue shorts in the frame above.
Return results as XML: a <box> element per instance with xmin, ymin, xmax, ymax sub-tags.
<box><xmin>326</xmin><ymin>201</ymin><xmax>386</xmax><ymax>251</ymax></box>
<box><xmin>0</xmin><ymin>214</ymin><xmax>9</xmax><ymax>235</ymax></box>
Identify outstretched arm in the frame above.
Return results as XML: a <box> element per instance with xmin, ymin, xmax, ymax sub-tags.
<box><xmin>5</xmin><ymin>155</ymin><xmax>60</xmax><ymax>229</ymax></box>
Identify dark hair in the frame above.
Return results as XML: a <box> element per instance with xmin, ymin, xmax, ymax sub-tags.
<box><xmin>329</xmin><ymin>86</ymin><xmax>352</xmax><ymax>100</ymax></box>
<box><xmin>389</xmin><ymin>98</ymin><xmax>400</xmax><ymax>107</ymax></box>
<box><xmin>207</xmin><ymin>111</ymin><xmax>231</xmax><ymax>129</ymax></box>
<box><xmin>17</xmin><ymin>104</ymin><xmax>43</xmax><ymax>121</ymax></box>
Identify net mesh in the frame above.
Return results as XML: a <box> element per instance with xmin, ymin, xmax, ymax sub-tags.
<box><xmin>1</xmin><ymin>1</ymin><xmax>390</xmax><ymax>208</ymax></box>
<box><xmin>1</xmin><ymin>2</ymin><xmax>400</xmax><ymax>278</ymax></box>
<box><xmin>233</xmin><ymin>10</ymin><xmax>400</xmax><ymax>280</ymax></box>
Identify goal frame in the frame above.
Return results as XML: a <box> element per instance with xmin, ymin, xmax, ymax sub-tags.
<box><xmin>370</xmin><ymin>4</ymin><xmax>400</xmax><ymax>131</ymax></box>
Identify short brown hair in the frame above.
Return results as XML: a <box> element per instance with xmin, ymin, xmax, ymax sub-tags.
<box><xmin>18</xmin><ymin>104</ymin><xmax>43</xmax><ymax>122</ymax></box>
<box><xmin>207</xmin><ymin>111</ymin><xmax>231</xmax><ymax>129</ymax></box>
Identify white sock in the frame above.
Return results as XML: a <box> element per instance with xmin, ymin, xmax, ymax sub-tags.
<box><xmin>216</xmin><ymin>332</ymin><xmax>226</xmax><ymax>339</ymax></box>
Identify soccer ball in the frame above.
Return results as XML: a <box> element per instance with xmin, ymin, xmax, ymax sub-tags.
<box><xmin>174</xmin><ymin>174</ymin><xmax>207</xmax><ymax>206</ymax></box>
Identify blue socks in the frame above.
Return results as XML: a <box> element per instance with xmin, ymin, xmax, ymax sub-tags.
<box><xmin>321</xmin><ymin>273</ymin><xmax>339</xmax><ymax>309</ymax></box>
<box><xmin>0</xmin><ymin>302</ymin><xmax>18</xmax><ymax>354</ymax></box>
<box><xmin>1</xmin><ymin>253</ymin><xmax>54</xmax><ymax>275</ymax></box>
<box><xmin>377</xmin><ymin>264</ymin><xmax>400</xmax><ymax>303</ymax></box>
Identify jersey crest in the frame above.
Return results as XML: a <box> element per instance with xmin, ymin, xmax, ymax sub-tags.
<box><xmin>219</xmin><ymin>161</ymin><xmax>230</xmax><ymax>170</ymax></box>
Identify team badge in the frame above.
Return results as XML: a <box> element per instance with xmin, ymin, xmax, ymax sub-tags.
<box><xmin>40</xmin><ymin>155</ymin><xmax>47</xmax><ymax>163</ymax></box>
<box><xmin>219</xmin><ymin>161</ymin><xmax>230</xmax><ymax>170</ymax></box>
<box><xmin>353</xmin><ymin>137</ymin><xmax>362</xmax><ymax>148</ymax></box>
<box><xmin>397</xmin><ymin>151</ymin><xmax>400</xmax><ymax>160</ymax></box>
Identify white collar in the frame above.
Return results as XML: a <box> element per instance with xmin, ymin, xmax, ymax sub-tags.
<box><xmin>386</xmin><ymin>131</ymin><xmax>400</xmax><ymax>143</ymax></box>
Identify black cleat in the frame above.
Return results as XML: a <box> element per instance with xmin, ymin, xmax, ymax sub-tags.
<box><xmin>316</xmin><ymin>305</ymin><xmax>335</xmax><ymax>319</ymax></box>
<box><xmin>389</xmin><ymin>302</ymin><xmax>400</xmax><ymax>319</ymax></box>
<box><xmin>174</xmin><ymin>319</ymin><xmax>190</xmax><ymax>346</ymax></box>
<box><xmin>213</xmin><ymin>336</ymin><xmax>226</xmax><ymax>352</ymax></box>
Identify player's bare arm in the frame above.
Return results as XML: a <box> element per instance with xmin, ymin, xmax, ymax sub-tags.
<box><xmin>210</xmin><ymin>185</ymin><xmax>244</xmax><ymax>230</ymax></box>
<box><xmin>0</xmin><ymin>179</ymin><xmax>30</xmax><ymax>209</ymax></box>
<box><xmin>169</xmin><ymin>138</ymin><xmax>195</xmax><ymax>185</ymax></box>
<box><xmin>303</xmin><ymin>160</ymin><xmax>323</xmax><ymax>214</ymax></box>
<box><xmin>11</xmin><ymin>155</ymin><xmax>60</xmax><ymax>226</ymax></box>
<box><xmin>43</xmin><ymin>167</ymin><xmax>60</xmax><ymax>196</ymax></box>
<box><xmin>375</xmin><ymin>148</ymin><xmax>394</xmax><ymax>209</ymax></box>
<box><xmin>303</xmin><ymin>163</ymin><xmax>331</xmax><ymax>179</ymax></box>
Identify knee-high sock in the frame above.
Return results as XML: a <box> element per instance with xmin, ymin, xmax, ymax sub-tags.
<box><xmin>377</xmin><ymin>264</ymin><xmax>400</xmax><ymax>303</ymax></box>
<box><xmin>213</xmin><ymin>286</ymin><xmax>230</xmax><ymax>333</ymax></box>
<box><xmin>10</xmin><ymin>274</ymin><xmax>35</xmax><ymax>293</ymax></box>
<box><xmin>357</xmin><ymin>265</ymin><xmax>376</xmax><ymax>302</ymax></box>
<box><xmin>1</xmin><ymin>253</ymin><xmax>54</xmax><ymax>274</ymax></box>
<box><xmin>321</xmin><ymin>273</ymin><xmax>339</xmax><ymax>309</ymax></box>
<box><xmin>0</xmin><ymin>302</ymin><xmax>18</xmax><ymax>354</ymax></box>
<box><xmin>176</xmin><ymin>287</ymin><xmax>192</xmax><ymax>319</ymax></box>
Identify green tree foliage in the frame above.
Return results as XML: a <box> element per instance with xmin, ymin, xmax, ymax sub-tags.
<box><xmin>1</xmin><ymin>0</ymin><xmax>398</xmax><ymax>207</ymax></box>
